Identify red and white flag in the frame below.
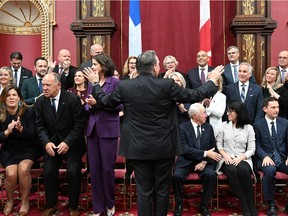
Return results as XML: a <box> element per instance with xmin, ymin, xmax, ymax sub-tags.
<box><xmin>199</xmin><ymin>0</ymin><xmax>212</xmax><ymax>64</ymax></box>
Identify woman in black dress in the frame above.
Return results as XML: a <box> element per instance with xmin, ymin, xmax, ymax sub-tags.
<box><xmin>0</xmin><ymin>85</ymin><xmax>40</xmax><ymax>215</ymax></box>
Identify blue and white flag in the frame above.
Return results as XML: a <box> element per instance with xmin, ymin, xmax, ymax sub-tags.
<box><xmin>129</xmin><ymin>0</ymin><xmax>142</xmax><ymax>56</ymax></box>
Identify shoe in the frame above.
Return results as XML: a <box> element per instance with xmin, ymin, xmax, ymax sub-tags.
<box><xmin>174</xmin><ymin>205</ymin><xmax>182</xmax><ymax>216</ymax></box>
<box><xmin>199</xmin><ymin>206</ymin><xmax>211</xmax><ymax>216</ymax></box>
<box><xmin>19</xmin><ymin>200</ymin><xmax>29</xmax><ymax>216</ymax></box>
<box><xmin>69</xmin><ymin>208</ymin><xmax>80</xmax><ymax>216</ymax></box>
<box><xmin>107</xmin><ymin>206</ymin><xmax>115</xmax><ymax>216</ymax></box>
<box><xmin>3</xmin><ymin>202</ymin><xmax>13</xmax><ymax>216</ymax></box>
<box><xmin>41</xmin><ymin>206</ymin><xmax>57</xmax><ymax>216</ymax></box>
<box><xmin>267</xmin><ymin>204</ymin><xmax>277</xmax><ymax>216</ymax></box>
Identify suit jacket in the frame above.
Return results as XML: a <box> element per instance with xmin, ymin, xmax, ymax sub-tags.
<box><xmin>35</xmin><ymin>90</ymin><xmax>86</xmax><ymax>158</ymax></box>
<box><xmin>224</xmin><ymin>81</ymin><xmax>263</xmax><ymax>124</ymax></box>
<box><xmin>80</xmin><ymin>60</ymin><xmax>92</xmax><ymax>69</ymax></box>
<box><xmin>216</xmin><ymin>121</ymin><xmax>255</xmax><ymax>173</ymax></box>
<box><xmin>222</xmin><ymin>63</ymin><xmax>256</xmax><ymax>86</ymax></box>
<box><xmin>187</xmin><ymin>66</ymin><xmax>214</xmax><ymax>89</ymax></box>
<box><xmin>53</xmin><ymin>65</ymin><xmax>78</xmax><ymax>90</ymax></box>
<box><xmin>91</xmin><ymin>73</ymin><xmax>218</xmax><ymax>160</ymax></box>
<box><xmin>11</xmin><ymin>66</ymin><xmax>33</xmax><ymax>89</ymax></box>
<box><xmin>254</xmin><ymin>117</ymin><xmax>288</xmax><ymax>169</ymax></box>
<box><xmin>85</xmin><ymin>76</ymin><xmax>121</xmax><ymax>138</ymax></box>
<box><xmin>174</xmin><ymin>121</ymin><xmax>216</xmax><ymax>169</ymax></box>
<box><xmin>21</xmin><ymin>76</ymin><xmax>40</xmax><ymax>105</ymax></box>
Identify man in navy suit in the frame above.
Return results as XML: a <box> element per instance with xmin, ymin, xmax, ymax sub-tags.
<box><xmin>187</xmin><ymin>50</ymin><xmax>214</xmax><ymax>89</ymax></box>
<box><xmin>224</xmin><ymin>62</ymin><xmax>263</xmax><ymax>124</ymax></box>
<box><xmin>21</xmin><ymin>57</ymin><xmax>48</xmax><ymax>105</ymax></box>
<box><xmin>254</xmin><ymin>97</ymin><xmax>288</xmax><ymax>216</ymax></box>
<box><xmin>277</xmin><ymin>50</ymin><xmax>288</xmax><ymax>84</ymax></box>
<box><xmin>9</xmin><ymin>51</ymin><xmax>33</xmax><ymax>89</ymax></box>
<box><xmin>222</xmin><ymin>46</ymin><xmax>256</xmax><ymax>86</ymax></box>
<box><xmin>172</xmin><ymin>103</ymin><xmax>222</xmax><ymax>216</ymax></box>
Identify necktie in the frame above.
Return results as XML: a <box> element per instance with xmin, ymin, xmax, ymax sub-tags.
<box><xmin>240</xmin><ymin>84</ymin><xmax>246</xmax><ymax>102</ymax></box>
<box><xmin>38</xmin><ymin>79</ymin><xmax>42</xmax><ymax>93</ymax></box>
<box><xmin>59</xmin><ymin>67</ymin><xmax>64</xmax><ymax>76</ymax></box>
<box><xmin>196</xmin><ymin>125</ymin><xmax>201</xmax><ymax>149</ymax></box>
<box><xmin>271</xmin><ymin>121</ymin><xmax>282</xmax><ymax>166</ymax></box>
<box><xmin>281</xmin><ymin>69</ymin><xmax>286</xmax><ymax>83</ymax></box>
<box><xmin>200</xmin><ymin>68</ymin><xmax>205</xmax><ymax>84</ymax></box>
<box><xmin>14</xmin><ymin>69</ymin><xmax>18</xmax><ymax>87</ymax></box>
<box><xmin>51</xmin><ymin>98</ymin><xmax>57</xmax><ymax>115</ymax></box>
<box><xmin>233</xmin><ymin>65</ymin><xmax>238</xmax><ymax>82</ymax></box>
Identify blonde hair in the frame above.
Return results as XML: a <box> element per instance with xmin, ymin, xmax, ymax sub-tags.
<box><xmin>207</xmin><ymin>72</ymin><xmax>223</xmax><ymax>92</ymax></box>
<box><xmin>163</xmin><ymin>55</ymin><xmax>179</xmax><ymax>69</ymax></box>
<box><xmin>261</xmin><ymin>66</ymin><xmax>282</xmax><ymax>89</ymax></box>
<box><xmin>169</xmin><ymin>72</ymin><xmax>186</xmax><ymax>88</ymax></box>
<box><xmin>0</xmin><ymin>66</ymin><xmax>14</xmax><ymax>86</ymax></box>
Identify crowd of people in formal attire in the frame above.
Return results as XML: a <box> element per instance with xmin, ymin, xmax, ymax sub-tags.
<box><xmin>0</xmin><ymin>46</ymin><xmax>288</xmax><ymax>216</ymax></box>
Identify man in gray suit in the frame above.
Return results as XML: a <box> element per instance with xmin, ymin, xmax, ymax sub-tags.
<box><xmin>80</xmin><ymin>44</ymin><xmax>104</xmax><ymax>69</ymax></box>
<box><xmin>84</xmin><ymin>50</ymin><xmax>224</xmax><ymax>216</ymax></box>
<box><xmin>21</xmin><ymin>57</ymin><xmax>48</xmax><ymax>105</ymax></box>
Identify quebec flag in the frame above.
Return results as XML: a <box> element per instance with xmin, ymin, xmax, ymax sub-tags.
<box><xmin>129</xmin><ymin>0</ymin><xmax>142</xmax><ymax>56</ymax></box>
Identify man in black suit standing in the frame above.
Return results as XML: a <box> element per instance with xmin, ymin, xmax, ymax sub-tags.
<box><xmin>277</xmin><ymin>50</ymin><xmax>288</xmax><ymax>84</ymax></box>
<box><xmin>9</xmin><ymin>51</ymin><xmax>33</xmax><ymax>89</ymax></box>
<box><xmin>83</xmin><ymin>50</ymin><xmax>224</xmax><ymax>216</ymax></box>
<box><xmin>254</xmin><ymin>97</ymin><xmax>288</xmax><ymax>216</ymax></box>
<box><xmin>35</xmin><ymin>72</ymin><xmax>86</xmax><ymax>216</ymax></box>
<box><xmin>222</xmin><ymin>46</ymin><xmax>256</xmax><ymax>86</ymax></box>
<box><xmin>79</xmin><ymin>44</ymin><xmax>103</xmax><ymax>69</ymax></box>
<box><xmin>21</xmin><ymin>57</ymin><xmax>48</xmax><ymax>105</ymax></box>
<box><xmin>48</xmin><ymin>49</ymin><xmax>78</xmax><ymax>90</ymax></box>
<box><xmin>187</xmin><ymin>50</ymin><xmax>214</xmax><ymax>89</ymax></box>
<box><xmin>172</xmin><ymin>103</ymin><xmax>222</xmax><ymax>216</ymax></box>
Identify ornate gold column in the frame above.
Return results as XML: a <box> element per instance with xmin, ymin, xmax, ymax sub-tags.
<box><xmin>230</xmin><ymin>0</ymin><xmax>277</xmax><ymax>83</ymax></box>
<box><xmin>70</xmin><ymin>0</ymin><xmax>116</xmax><ymax>66</ymax></box>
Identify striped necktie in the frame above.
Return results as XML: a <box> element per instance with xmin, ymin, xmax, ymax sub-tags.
<box><xmin>271</xmin><ymin>121</ymin><xmax>282</xmax><ymax>166</ymax></box>
<box><xmin>233</xmin><ymin>65</ymin><xmax>238</xmax><ymax>82</ymax></box>
<box><xmin>240</xmin><ymin>84</ymin><xmax>246</xmax><ymax>102</ymax></box>
<box><xmin>200</xmin><ymin>68</ymin><xmax>205</xmax><ymax>84</ymax></box>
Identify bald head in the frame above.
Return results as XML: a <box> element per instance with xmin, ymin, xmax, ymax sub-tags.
<box><xmin>278</xmin><ymin>50</ymin><xmax>288</xmax><ymax>69</ymax></box>
<box><xmin>196</xmin><ymin>50</ymin><xmax>209</xmax><ymax>67</ymax></box>
<box><xmin>91</xmin><ymin>44</ymin><xmax>104</xmax><ymax>57</ymax></box>
<box><xmin>58</xmin><ymin>49</ymin><xmax>71</xmax><ymax>64</ymax></box>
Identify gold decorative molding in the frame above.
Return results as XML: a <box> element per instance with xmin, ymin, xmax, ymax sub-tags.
<box><xmin>0</xmin><ymin>0</ymin><xmax>55</xmax><ymax>58</ymax></box>
<box><xmin>260</xmin><ymin>0</ymin><xmax>265</xmax><ymax>16</ymax></box>
<box><xmin>93</xmin><ymin>35</ymin><xmax>104</xmax><ymax>47</ymax></box>
<box><xmin>92</xmin><ymin>0</ymin><xmax>104</xmax><ymax>17</ymax></box>
<box><xmin>81</xmin><ymin>38</ymin><xmax>88</xmax><ymax>62</ymax></box>
<box><xmin>242</xmin><ymin>0</ymin><xmax>255</xmax><ymax>15</ymax></box>
<box><xmin>242</xmin><ymin>34</ymin><xmax>255</xmax><ymax>64</ymax></box>
<box><xmin>81</xmin><ymin>0</ymin><xmax>87</xmax><ymax>19</ymax></box>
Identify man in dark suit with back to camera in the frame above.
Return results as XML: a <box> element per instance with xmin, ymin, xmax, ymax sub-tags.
<box><xmin>9</xmin><ymin>51</ymin><xmax>33</xmax><ymax>89</ymax></box>
<box><xmin>83</xmin><ymin>50</ymin><xmax>224</xmax><ymax>216</ymax></box>
<box><xmin>35</xmin><ymin>72</ymin><xmax>86</xmax><ymax>216</ymax></box>
<box><xmin>172</xmin><ymin>103</ymin><xmax>222</xmax><ymax>216</ymax></box>
<box><xmin>254</xmin><ymin>97</ymin><xmax>288</xmax><ymax>216</ymax></box>
<box><xmin>187</xmin><ymin>50</ymin><xmax>214</xmax><ymax>89</ymax></box>
<box><xmin>21</xmin><ymin>57</ymin><xmax>48</xmax><ymax>105</ymax></box>
<box><xmin>48</xmin><ymin>49</ymin><xmax>78</xmax><ymax>90</ymax></box>
<box><xmin>224</xmin><ymin>62</ymin><xmax>263</xmax><ymax>124</ymax></box>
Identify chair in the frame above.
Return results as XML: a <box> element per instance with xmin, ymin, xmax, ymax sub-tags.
<box><xmin>0</xmin><ymin>166</ymin><xmax>6</xmax><ymax>207</ymax></box>
<box><xmin>115</xmin><ymin>155</ymin><xmax>128</xmax><ymax>210</ymax></box>
<box><xmin>216</xmin><ymin>173</ymin><xmax>257</xmax><ymax>209</ymax></box>
<box><xmin>257</xmin><ymin>171</ymin><xmax>288</xmax><ymax>204</ymax></box>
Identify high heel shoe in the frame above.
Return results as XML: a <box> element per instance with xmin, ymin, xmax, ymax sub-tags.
<box><xmin>3</xmin><ymin>202</ymin><xmax>13</xmax><ymax>216</ymax></box>
<box><xmin>107</xmin><ymin>206</ymin><xmax>115</xmax><ymax>216</ymax></box>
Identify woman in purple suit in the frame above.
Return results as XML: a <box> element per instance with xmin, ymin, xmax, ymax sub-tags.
<box><xmin>84</xmin><ymin>54</ymin><xmax>121</xmax><ymax>216</ymax></box>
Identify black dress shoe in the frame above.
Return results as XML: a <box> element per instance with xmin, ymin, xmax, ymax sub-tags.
<box><xmin>267</xmin><ymin>204</ymin><xmax>277</xmax><ymax>216</ymax></box>
<box><xmin>199</xmin><ymin>206</ymin><xmax>211</xmax><ymax>216</ymax></box>
<box><xmin>174</xmin><ymin>205</ymin><xmax>182</xmax><ymax>216</ymax></box>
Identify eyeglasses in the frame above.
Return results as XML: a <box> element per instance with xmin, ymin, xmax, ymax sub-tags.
<box><xmin>129</xmin><ymin>62</ymin><xmax>136</xmax><ymax>65</ymax></box>
<box><xmin>165</xmin><ymin>61</ymin><xmax>175</xmax><ymax>65</ymax></box>
<box><xmin>278</xmin><ymin>56</ymin><xmax>288</xmax><ymax>60</ymax></box>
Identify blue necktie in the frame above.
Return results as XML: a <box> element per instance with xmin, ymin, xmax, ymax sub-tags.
<box><xmin>233</xmin><ymin>65</ymin><xmax>238</xmax><ymax>82</ymax></box>
<box><xmin>38</xmin><ymin>79</ymin><xmax>42</xmax><ymax>93</ymax></box>
<box><xmin>271</xmin><ymin>121</ymin><xmax>282</xmax><ymax>166</ymax></box>
<box><xmin>51</xmin><ymin>98</ymin><xmax>57</xmax><ymax>115</ymax></box>
<box><xmin>240</xmin><ymin>84</ymin><xmax>246</xmax><ymax>102</ymax></box>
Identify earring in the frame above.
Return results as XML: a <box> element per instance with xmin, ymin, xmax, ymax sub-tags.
<box><xmin>18</xmin><ymin>101</ymin><xmax>22</xmax><ymax>107</ymax></box>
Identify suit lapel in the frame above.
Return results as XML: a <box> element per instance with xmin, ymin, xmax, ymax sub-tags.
<box><xmin>245</xmin><ymin>82</ymin><xmax>253</xmax><ymax>104</ymax></box>
<box><xmin>55</xmin><ymin>91</ymin><xmax>65</xmax><ymax>121</ymax></box>
<box><xmin>187</xmin><ymin>122</ymin><xmax>197</xmax><ymax>147</ymax></box>
<box><xmin>32</xmin><ymin>77</ymin><xmax>40</xmax><ymax>94</ymax></box>
<box><xmin>44</xmin><ymin>97</ymin><xmax>56</xmax><ymax>120</ymax></box>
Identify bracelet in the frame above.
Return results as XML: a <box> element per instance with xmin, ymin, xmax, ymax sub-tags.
<box><xmin>92</xmin><ymin>82</ymin><xmax>99</xmax><ymax>86</ymax></box>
